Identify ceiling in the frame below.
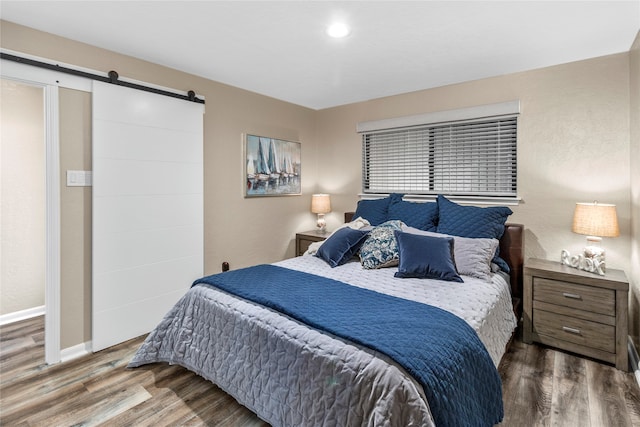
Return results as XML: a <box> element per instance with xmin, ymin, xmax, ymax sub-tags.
<box><xmin>1</xmin><ymin>1</ymin><xmax>639</xmax><ymax>110</ymax></box>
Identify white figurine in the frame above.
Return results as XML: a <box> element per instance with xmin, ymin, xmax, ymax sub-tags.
<box><xmin>560</xmin><ymin>249</ymin><xmax>605</xmax><ymax>276</ymax></box>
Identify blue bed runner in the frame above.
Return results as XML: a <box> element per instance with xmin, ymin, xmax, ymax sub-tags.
<box><xmin>193</xmin><ymin>264</ymin><xmax>503</xmax><ymax>426</ymax></box>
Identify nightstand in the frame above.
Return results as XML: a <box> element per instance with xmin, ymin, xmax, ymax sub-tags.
<box><xmin>523</xmin><ymin>258</ymin><xmax>629</xmax><ymax>371</ymax></box>
<box><xmin>295</xmin><ymin>230</ymin><xmax>328</xmax><ymax>256</ymax></box>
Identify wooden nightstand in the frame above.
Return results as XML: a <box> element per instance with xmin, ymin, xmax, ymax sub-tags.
<box><xmin>523</xmin><ymin>258</ymin><xmax>629</xmax><ymax>371</ymax></box>
<box><xmin>295</xmin><ymin>230</ymin><xmax>328</xmax><ymax>256</ymax></box>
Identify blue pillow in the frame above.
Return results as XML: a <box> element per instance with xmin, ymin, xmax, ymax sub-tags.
<box><xmin>315</xmin><ymin>228</ymin><xmax>370</xmax><ymax>267</ymax></box>
<box><xmin>353</xmin><ymin>194</ymin><xmax>402</xmax><ymax>226</ymax></box>
<box><xmin>436</xmin><ymin>195</ymin><xmax>512</xmax><ymax>239</ymax></box>
<box><xmin>393</xmin><ymin>231</ymin><xmax>463</xmax><ymax>282</ymax></box>
<box><xmin>436</xmin><ymin>195</ymin><xmax>512</xmax><ymax>272</ymax></box>
<box><xmin>388</xmin><ymin>197</ymin><xmax>438</xmax><ymax>231</ymax></box>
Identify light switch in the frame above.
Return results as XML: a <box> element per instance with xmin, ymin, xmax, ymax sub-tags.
<box><xmin>66</xmin><ymin>170</ymin><xmax>93</xmax><ymax>187</ymax></box>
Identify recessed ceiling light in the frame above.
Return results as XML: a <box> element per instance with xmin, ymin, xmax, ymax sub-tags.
<box><xmin>326</xmin><ymin>23</ymin><xmax>350</xmax><ymax>38</ymax></box>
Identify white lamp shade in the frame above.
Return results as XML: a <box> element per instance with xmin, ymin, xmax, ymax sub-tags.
<box><xmin>311</xmin><ymin>194</ymin><xmax>331</xmax><ymax>214</ymax></box>
<box><xmin>572</xmin><ymin>202</ymin><xmax>620</xmax><ymax>238</ymax></box>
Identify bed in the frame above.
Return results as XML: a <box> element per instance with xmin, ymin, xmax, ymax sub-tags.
<box><xmin>129</xmin><ymin>195</ymin><xmax>524</xmax><ymax>427</ymax></box>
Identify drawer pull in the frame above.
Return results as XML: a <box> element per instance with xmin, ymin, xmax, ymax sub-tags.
<box><xmin>562</xmin><ymin>326</ymin><xmax>581</xmax><ymax>335</ymax></box>
<box><xmin>562</xmin><ymin>292</ymin><xmax>582</xmax><ymax>300</ymax></box>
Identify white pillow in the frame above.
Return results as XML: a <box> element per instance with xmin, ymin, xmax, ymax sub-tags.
<box><xmin>401</xmin><ymin>226</ymin><xmax>499</xmax><ymax>281</ymax></box>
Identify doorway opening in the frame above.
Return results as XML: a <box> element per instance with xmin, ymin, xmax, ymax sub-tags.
<box><xmin>1</xmin><ymin>79</ymin><xmax>46</xmax><ymax>321</ymax></box>
<box><xmin>0</xmin><ymin>78</ymin><xmax>46</xmax><ymax>360</ymax></box>
<box><xmin>0</xmin><ymin>66</ymin><xmax>61</xmax><ymax>365</ymax></box>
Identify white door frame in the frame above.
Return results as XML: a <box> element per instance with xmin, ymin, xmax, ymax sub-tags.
<box><xmin>2</xmin><ymin>56</ymin><xmax>91</xmax><ymax>364</ymax></box>
<box><xmin>43</xmin><ymin>84</ymin><xmax>61</xmax><ymax>364</ymax></box>
<box><xmin>1</xmin><ymin>75</ymin><xmax>60</xmax><ymax>364</ymax></box>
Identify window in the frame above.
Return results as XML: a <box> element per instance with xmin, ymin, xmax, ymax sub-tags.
<box><xmin>358</xmin><ymin>102</ymin><xmax>519</xmax><ymax>199</ymax></box>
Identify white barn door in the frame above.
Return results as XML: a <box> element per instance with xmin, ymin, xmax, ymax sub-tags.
<box><xmin>92</xmin><ymin>81</ymin><xmax>203</xmax><ymax>351</ymax></box>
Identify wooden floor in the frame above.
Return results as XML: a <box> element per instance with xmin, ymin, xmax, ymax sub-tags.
<box><xmin>501</xmin><ymin>337</ymin><xmax>640</xmax><ymax>426</ymax></box>
<box><xmin>1</xmin><ymin>317</ymin><xmax>639</xmax><ymax>426</ymax></box>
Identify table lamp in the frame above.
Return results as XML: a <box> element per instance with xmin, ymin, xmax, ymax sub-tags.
<box><xmin>572</xmin><ymin>201</ymin><xmax>620</xmax><ymax>260</ymax></box>
<box><xmin>311</xmin><ymin>194</ymin><xmax>331</xmax><ymax>234</ymax></box>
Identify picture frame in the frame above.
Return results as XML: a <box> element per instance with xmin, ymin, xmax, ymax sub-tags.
<box><xmin>244</xmin><ymin>134</ymin><xmax>301</xmax><ymax>197</ymax></box>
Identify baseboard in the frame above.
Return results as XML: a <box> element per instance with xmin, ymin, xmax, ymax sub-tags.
<box><xmin>629</xmin><ymin>337</ymin><xmax>640</xmax><ymax>388</ymax></box>
<box><xmin>0</xmin><ymin>308</ymin><xmax>91</xmax><ymax>363</ymax></box>
<box><xmin>0</xmin><ymin>305</ymin><xmax>45</xmax><ymax>326</ymax></box>
<box><xmin>60</xmin><ymin>341</ymin><xmax>92</xmax><ymax>363</ymax></box>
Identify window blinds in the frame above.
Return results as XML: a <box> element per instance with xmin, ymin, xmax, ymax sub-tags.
<box><xmin>361</xmin><ymin>107</ymin><xmax>518</xmax><ymax>197</ymax></box>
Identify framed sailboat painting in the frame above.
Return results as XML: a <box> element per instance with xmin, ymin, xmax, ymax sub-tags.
<box><xmin>244</xmin><ymin>134</ymin><xmax>301</xmax><ymax>197</ymax></box>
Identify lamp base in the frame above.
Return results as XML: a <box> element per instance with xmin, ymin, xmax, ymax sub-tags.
<box><xmin>583</xmin><ymin>236</ymin><xmax>605</xmax><ymax>259</ymax></box>
<box><xmin>316</xmin><ymin>214</ymin><xmax>327</xmax><ymax>234</ymax></box>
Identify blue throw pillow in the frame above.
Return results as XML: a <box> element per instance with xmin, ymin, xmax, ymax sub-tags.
<box><xmin>353</xmin><ymin>194</ymin><xmax>402</xmax><ymax>226</ymax></box>
<box><xmin>315</xmin><ymin>228</ymin><xmax>370</xmax><ymax>267</ymax></box>
<box><xmin>388</xmin><ymin>197</ymin><xmax>438</xmax><ymax>231</ymax></box>
<box><xmin>393</xmin><ymin>231</ymin><xmax>463</xmax><ymax>282</ymax></box>
<box><xmin>436</xmin><ymin>195</ymin><xmax>512</xmax><ymax>272</ymax></box>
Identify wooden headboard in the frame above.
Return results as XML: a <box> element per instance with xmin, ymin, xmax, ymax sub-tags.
<box><xmin>344</xmin><ymin>212</ymin><xmax>524</xmax><ymax>316</ymax></box>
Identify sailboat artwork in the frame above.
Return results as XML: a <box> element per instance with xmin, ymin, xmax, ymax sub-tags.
<box><xmin>245</xmin><ymin>134</ymin><xmax>301</xmax><ymax>197</ymax></box>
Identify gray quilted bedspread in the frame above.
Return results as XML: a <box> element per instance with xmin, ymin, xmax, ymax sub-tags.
<box><xmin>128</xmin><ymin>283</ymin><xmax>434</xmax><ymax>426</ymax></box>
<box><xmin>129</xmin><ymin>255</ymin><xmax>517</xmax><ymax>426</ymax></box>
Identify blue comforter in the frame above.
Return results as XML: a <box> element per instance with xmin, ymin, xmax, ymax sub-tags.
<box><xmin>194</xmin><ymin>264</ymin><xmax>503</xmax><ymax>426</ymax></box>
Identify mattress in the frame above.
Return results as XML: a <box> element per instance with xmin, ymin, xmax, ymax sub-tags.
<box><xmin>129</xmin><ymin>255</ymin><xmax>517</xmax><ymax>426</ymax></box>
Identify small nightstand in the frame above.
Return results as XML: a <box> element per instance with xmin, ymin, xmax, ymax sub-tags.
<box><xmin>295</xmin><ymin>230</ymin><xmax>328</xmax><ymax>256</ymax></box>
<box><xmin>523</xmin><ymin>258</ymin><xmax>629</xmax><ymax>371</ymax></box>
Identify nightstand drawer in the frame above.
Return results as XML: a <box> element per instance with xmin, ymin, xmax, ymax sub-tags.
<box><xmin>533</xmin><ymin>278</ymin><xmax>615</xmax><ymax>315</ymax></box>
<box><xmin>533</xmin><ymin>310</ymin><xmax>615</xmax><ymax>353</ymax></box>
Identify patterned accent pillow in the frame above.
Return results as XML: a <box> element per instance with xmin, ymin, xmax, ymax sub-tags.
<box><xmin>359</xmin><ymin>220</ymin><xmax>404</xmax><ymax>269</ymax></box>
<box><xmin>388</xmin><ymin>196</ymin><xmax>438</xmax><ymax>231</ymax></box>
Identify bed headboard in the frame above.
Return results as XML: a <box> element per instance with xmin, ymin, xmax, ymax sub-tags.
<box><xmin>344</xmin><ymin>212</ymin><xmax>524</xmax><ymax>314</ymax></box>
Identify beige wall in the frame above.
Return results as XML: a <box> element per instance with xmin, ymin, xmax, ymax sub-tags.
<box><xmin>1</xmin><ymin>20</ymin><xmax>319</xmax><ymax>349</ymax></box>
<box><xmin>1</xmin><ymin>79</ymin><xmax>45</xmax><ymax>316</ymax></box>
<box><xmin>59</xmin><ymin>88</ymin><xmax>92</xmax><ymax>347</ymax></box>
<box><xmin>630</xmin><ymin>31</ymin><xmax>640</xmax><ymax>352</ymax></box>
<box><xmin>317</xmin><ymin>53</ymin><xmax>634</xmax><ymax>337</ymax></box>
<box><xmin>318</xmin><ymin>54</ymin><xmax>631</xmax><ymax>271</ymax></box>
<box><xmin>2</xmin><ymin>20</ymin><xmax>636</xmax><ymax>353</ymax></box>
